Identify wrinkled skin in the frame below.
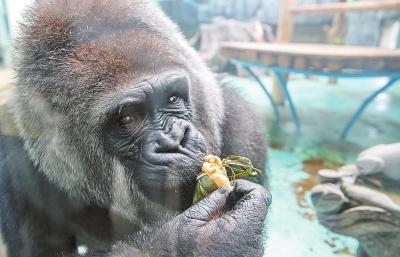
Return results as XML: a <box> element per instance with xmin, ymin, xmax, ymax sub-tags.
<box><xmin>0</xmin><ymin>0</ymin><xmax>270</xmax><ymax>256</ymax></box>
<box><xmin>311</xmin><ymin>143</ymin><xmax>400</xmax><ymax>257</ymax></box>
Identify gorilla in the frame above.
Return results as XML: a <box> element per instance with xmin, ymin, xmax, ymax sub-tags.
<box><xmin>0</xmin><ymin>0</ymin><xmax>271</xmax><ymax>256</ymax></box>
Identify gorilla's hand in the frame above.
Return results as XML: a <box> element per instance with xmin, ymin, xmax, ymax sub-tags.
<box><xmin>145</xmin><ymin>180</ymin><xmax>271</xmax><ymax>257</ymax></box>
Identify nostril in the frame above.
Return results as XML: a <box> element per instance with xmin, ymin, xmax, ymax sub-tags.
<box><xmin>180</xmin><ymin>126</ymin><xmax>190</xmax><ymax>148</ymax></box>
<box><xmin>153</xmin><ymin>124</ymin><xmax>190</xmax><ymax>154</ymax></box>
<box><xmin>154</xmin><ymin>139</ymin><xmax>180</xmax><ymax>154</ymax></box>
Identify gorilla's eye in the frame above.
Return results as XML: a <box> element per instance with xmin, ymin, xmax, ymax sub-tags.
<box><xmin>168</xmin><ymin>95</ymin><xmax>179</xmax><ymax>104</ymax></box>
<box><xmin>119</xmin><ymin>115</ymin><xmax>138</xmax><ymax>126</ymax></box>
<box><xmin>117</xmin><ymin>104</ymin><xmax>144</xmax><ymax>128</ymax></box>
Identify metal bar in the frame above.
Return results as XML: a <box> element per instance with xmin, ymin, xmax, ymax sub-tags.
<box><xmin>272</xmin><ymin>68</ymin><xmax>301</xmax><ymax>131</ymax></box>
<box><xmin>243</xmin><ymin>66</ymin><xmax>281</xmax><ymax>125</ymax></box>
<box><xmin>341</xmin><ymin>77</ymin><xmax>400</xmax><ymax>139</ymax></box>
<box><xmin>230</xmin><ymin>59</ymin><xmax>400</xmax><ymax>78</ymax></box>
<box><xmin>231</xmin><ymin>58</ymin><xmax>400</xmax><ymax>138</ymax></box>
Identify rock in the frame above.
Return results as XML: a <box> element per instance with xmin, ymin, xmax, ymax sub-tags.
<box><xmin>311</xmin><ymin>183</ymin><xmax>348</xmax><ymax>214</ymax></box>
<box><xmin>311</xmin><ymin>143</ymin><xmax>400</xmax><ymax>257</ymax></box>
<box><xmin>342</xmin><ymin>184</ymin><xmax>400</xmax><ymax>213</ymax></box>
<box><xmin>357</xmin><ymin>143</ymin><xmax>400</xmax><ymax>181</ymax></box>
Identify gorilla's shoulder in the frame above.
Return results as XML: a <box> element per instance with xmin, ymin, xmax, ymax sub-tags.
<box><xmin>0</xmin><ymin>135</ymin><xmax>24</xmax><ymax>155</ymax></box>
<box><xmin>217</xmin><ymin>80</ymin><xmax>268</xmax><ymax>184</ymax></box>
<box><xmin>219</xmin><ymin>82</ymin><xmax>262</xmax><ymax>127</ymax></box>
<box><xmin>0</xmin><ymin>135</ymin><xmax>38</xmax><ymax>194</ymax></box>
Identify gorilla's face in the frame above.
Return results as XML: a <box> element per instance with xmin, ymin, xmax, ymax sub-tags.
<box><xmin>13</xmin><ymin>0</ymin><xmax>224</xmax><ymax>218</ymax></box>
<box><xmin>103</xmin><ymin>71</ymin><xmax>206</xmax><ymax>208</ymax></box>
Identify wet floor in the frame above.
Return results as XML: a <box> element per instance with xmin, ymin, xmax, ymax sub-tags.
<box><xmin>224</xmin><ymin>73</ymin><xmax>400</xmax><ymax>257</ymax></box>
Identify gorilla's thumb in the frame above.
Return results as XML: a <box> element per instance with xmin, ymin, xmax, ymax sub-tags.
<box><xmin>182</xmin><ymin>188</ymin><xmax>229</xmax><ymax>222</ymax></box>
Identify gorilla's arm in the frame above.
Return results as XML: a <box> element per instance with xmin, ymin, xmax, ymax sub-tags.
<box><xmin>0</xmin><ymin>136</ymin><xmax>78</xmax><ymax>257</ymax></box>
<box><xmin>91</xmin><ymin>181</ymin><xmax>271</xmax><ymax>257</ymax></box>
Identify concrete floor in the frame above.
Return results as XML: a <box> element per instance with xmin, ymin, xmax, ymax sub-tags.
<box><xmin>224</xmin><ymin>74</ymin><xmax>400</xmax><ymax>257</ymax></box>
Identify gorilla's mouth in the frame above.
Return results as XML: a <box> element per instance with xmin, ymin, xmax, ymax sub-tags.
<box><xmin>133</xmin><ymin>128</ymin><xmax>207</xmax><ymax>210</ymax></box>
<box><xmin>134</xmin><ymin>152</ymin><xmax>204</xmax><ymax>210</ymax></box>
<box><xmin>139</xmin><ymin>150</ymin><xmax>204</xmax><ymax>187</ymax></box>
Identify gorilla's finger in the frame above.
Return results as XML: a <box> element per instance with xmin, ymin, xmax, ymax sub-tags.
<box><xmin>228</xmin><ymin>179</ymin><xmax>271</xmax><ymax>221</ymax></box>
<box><xmin>182</xmin><ymin>188</ymin><xmax>229</xmax><ymax>222</ymax></box>
<box><xmin>230</xmin><ymin>179</ymin><xmax>271</xmax><ymax>203</ymax></box>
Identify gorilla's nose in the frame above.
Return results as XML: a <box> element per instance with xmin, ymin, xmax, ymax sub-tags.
<box><xmin>155</xmin><ymin>122</ymin><xmax>189</xmax><ymax>154</ymax></box>
<box><xmin>142</xmin><ymin>122</ymin><xmax>206</xmax><ymax>165</ymax></box>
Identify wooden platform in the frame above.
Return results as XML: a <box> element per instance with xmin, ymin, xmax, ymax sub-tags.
<box><xmin>291</xmin><ymin>1</ymin><xmax>400</xmax><ymax>15</ymax></box>
<box><xmin>220</xmin><ymin>42</ymin><xmax>400</xmax><ymax>72</ymax></box>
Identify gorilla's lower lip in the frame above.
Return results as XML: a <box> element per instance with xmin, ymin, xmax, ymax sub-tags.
<box><xmin>134</xmin><ymin>158</ymin><xmax>200</xmax><ymax>210</ymax></box>
<box><xmin>142</xmin><ymin>152</ymin><xmax>196</xmax><ymax>166</ymax></box>
<box><xmin>136</xmin><ymin>154</ymin><xmax>202</xmax><ymax>188</ymax></box>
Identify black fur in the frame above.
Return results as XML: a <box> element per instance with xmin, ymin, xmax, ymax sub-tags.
<box><xmin>0</xmin><ymin>1</ymin><xmax>269</xmax><ymax>256</ymax></box>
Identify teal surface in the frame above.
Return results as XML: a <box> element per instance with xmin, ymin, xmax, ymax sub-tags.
<box><xmin>224</xmin><ymin>74</ymin><xmax>400</xmax><ymax>257</ymax></box>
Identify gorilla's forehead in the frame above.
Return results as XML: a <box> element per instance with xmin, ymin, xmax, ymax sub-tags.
<box><xmin>70</xmin><ymin>30</ymin><xmax>182</xmax><ymax>84</ymax></box>
<box><xmin>30</xmin><ymin>0</ymin><xmax>161</xmax><ymax>40</ymax></box>
<box><xmin>21</xmin><ymin>0</ymin><xmax>186</xmax><ymax>102</ymax></box>
<box><xmin>34</xmin><ymin>0</ymin><xmax>157</xmax><ymax>28</ymax></box>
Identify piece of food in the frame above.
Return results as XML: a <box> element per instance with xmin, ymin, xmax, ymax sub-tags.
<box><xmin>192</xmin><ymin>155</ymin><xmax>262</xmax><ymax>204</ymax></box>
<box><xmin>201</xmin><ymin>155</ymin><xmax>233</xmax><ymax>192</ymax></box>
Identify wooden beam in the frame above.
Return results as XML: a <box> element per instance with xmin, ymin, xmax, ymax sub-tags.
<box><xmin>220</xmin><ymin>42</ymin><xmax>400</xmax><ymax>59</ymax></box>
<box><xmin>275</xmin><ymin>0</ymin><xmax>296</xmax><ymax>105</ymax></box>
<box><xmin>277</xmin><ymin>0</ymin><xmax>296</xmax><ymax>43</ymax></box>
<box><xmin>291</xmin><ymin>1</ymin><xmax>400</xmax><ymax>15</ymax></box>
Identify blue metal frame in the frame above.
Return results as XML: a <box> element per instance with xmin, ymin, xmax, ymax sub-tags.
<box><xmin>340</xmin><ymin>77</ymin><xmax>400</xmax><ymax>138</ymax></box>
<box><xmin>229</xmin><ymin>58</ymin><xmax>400</xmax><ymax>139</ymax></box>
<box><xmin>243</xmin><ymin>66</ymin><xmax>281</xmax><ymax>125</ymax></box>
<box><xmin>271</xmin><ymin>68</ymin><xmax>300</xmax><ymax>130</ymax></box>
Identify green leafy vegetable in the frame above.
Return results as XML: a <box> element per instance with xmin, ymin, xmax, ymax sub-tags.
<box><xmin>192</xmin><ymin>155</ymin><xmax>261</xmax><ymax>204</ymax></box>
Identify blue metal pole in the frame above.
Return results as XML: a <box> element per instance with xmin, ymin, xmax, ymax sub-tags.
<box><xmin>272</xmin><ymin>68</ymin><xmax>301</xmax><ymax>131</ymax></box>
<box><xmin>243</xmin><ymin>66</ymin><xmax>281</xmax><ymax>125</ymax></box>
<box><xmin>341</xmin><ymin>77</ymin><xmax>400</xmax><ymax>139</ymax></box>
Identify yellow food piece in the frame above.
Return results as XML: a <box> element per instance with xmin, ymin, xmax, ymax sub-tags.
<box><xmin>201</xmin><ymin>155</ymin><xmax>233</xmax><ymax>192</ymax></box>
